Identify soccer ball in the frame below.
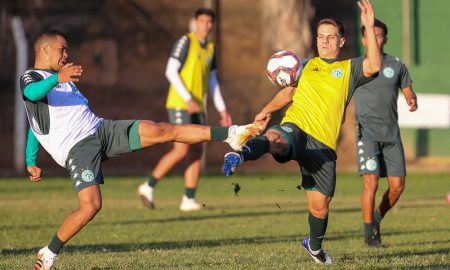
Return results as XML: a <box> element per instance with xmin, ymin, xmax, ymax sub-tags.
<box><xmin>266</xmin><ymin>50</ymin><xmax>302</xmax><ymax>88</ymax></box>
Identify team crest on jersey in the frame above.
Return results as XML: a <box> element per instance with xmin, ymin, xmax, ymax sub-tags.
<box><xmin>383</xmin><ymin>67</ymin><xmax>395</xmax><ymax>78</ymax></box>
<box><xmin>331</xmin><ymin>68</ymin><xmax>344</xmax><ymax>78</ymax></box>
<box><xmin>280</xmin><ymin>126</ymin><xmax>293</xmax><ymax>133</ymax></box>
<box><xmin>365</xmin><ymin>158</ymin><xmax>377</xmax><ymax>171</ymax></box>
<box><xmin>81</xmin><ymin>169</ymin><xmax>95</xmax><ymax>182</ymax></box>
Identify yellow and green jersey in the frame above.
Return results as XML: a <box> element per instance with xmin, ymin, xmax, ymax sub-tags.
<box><xmin>166</xmin><ymin>32</ymin><xmax>215</xmax><ymax>112</ymax></box>
<box><xmin>282</xmin><ymin>57</ymin><xmax>369</xmax><ymax>150</ymax></box>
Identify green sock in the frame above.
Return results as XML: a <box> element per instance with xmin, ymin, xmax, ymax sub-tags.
<box><xmin>373</xmin><ymin>210</ymin><xmax>383</xmax><ymax>223</ymax></box>
<box><xmin>364</xmin><ymin>222</ymin><xmax>374</xmax><ymax>236</ymax></box>
<box><xmin>147</xmin><ymin>175</ymin><xmax>159</xmax><ymax>188</ymax></box>
<box><xmin>210</xmin><ymin>126</ymin><xmax>229</xmax><ymax>141</ymax></box>
<box><xmin>48</xmin><ymin>234</ymin><xmax>64</xmax><ymax>254</ymax></box>
<box><xmin>185</xmin><ymin>188</ymin><xmax>196</xmax><ymax>199</ymax></box>
<box><xmin>240</xmin><ymin>136</ymin><xmax>270</xmax><ymax>161</ymax></box>
<box><xmin>308</xmin><ymin>213</ymin><xmax>328</xmax><ymax>251</ymax></box>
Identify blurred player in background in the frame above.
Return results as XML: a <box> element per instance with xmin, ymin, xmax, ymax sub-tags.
<box><xmin>222</xmin><ymin>0</ymin><xmax>380</xmax><ymax>264</ymax></box>
<box><xmin>23</xmin><ymin>30</ymin><xmax>254</xmax><ymax>270</ymax></box>
<box><xmin>354</xmin><ymin>19</ymin><xmax>417</xmax><ymax>248</ymax></box>
<box><xmin>138</xmin><ymin>7</ymin><xmax>232</xmax><ymax>212</ymax></box>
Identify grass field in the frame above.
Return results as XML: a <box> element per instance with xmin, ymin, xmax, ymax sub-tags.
<box><xmin>0</xmin><ymin>173</ymin><xmax>449</xmax><ymax>269</ymax></box>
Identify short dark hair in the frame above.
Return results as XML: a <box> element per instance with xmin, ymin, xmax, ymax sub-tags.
<box><xmin>33</xmin><ymin>29</ymin><xmax>67</xmax><ymax>51</ymax></box>
<box><xmin>361</xmin><ymin>18</ymin><xmax>388</xmax><ymax>36</ymax></box>
<box><xmin>317</xmin><ymin>18</ymin><xmax>345</xmax><ymax>36</ymax></box>
<box><xmin>195</xmin><ymin>7</ymin><xmax>215</xmax><ymax>22</ymax></box>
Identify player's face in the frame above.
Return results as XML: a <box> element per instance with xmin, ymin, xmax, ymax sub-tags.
<box><xmin>316</xmin><ymin>24</ymin><xmax>345</xmax><ymax>59</ymax></box>
<box><xmin>195</xmin><ymin>14</ymin><xmax>214</xmax><ymax>40</ymax></box>
<box><xmin>45</xmin><ymin>35</ymin><xmax>68</xmax><ymax>71</ymax></box>
<box><xmin>362</xmin><ymin>26</ymin><xmax>387</xmax><ymax>52</ymax></box>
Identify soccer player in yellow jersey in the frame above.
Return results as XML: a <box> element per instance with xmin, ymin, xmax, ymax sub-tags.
<box><xmin>222</xmin><ymin>0</ymin><xmax>381</xmax><ymax>264</ymax></box>
<box><xmin>139</xmin><ymin>8</ymin><xmax>232</xmax><ymax>211</ymax></box>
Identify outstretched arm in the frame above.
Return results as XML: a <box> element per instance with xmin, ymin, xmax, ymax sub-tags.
<box><xmin>359</xmin><ymin>0</ymin><xmax>381</xmax><ymax>77</ymax></box>
<box><xmin>254</xmin><ymin>86</ymin><xmax>296</xmax><ymax>129</ymax></box>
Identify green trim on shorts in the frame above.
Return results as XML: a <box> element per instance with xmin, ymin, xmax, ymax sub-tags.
<box><xmin>303</xmin><ymin>185</ymin><xmax>318</xmax><ymax>192</ymax></box>
<box><xmin>129</xmin><ymin>120</ymin><xmax>142</xmax><ymax>151</ymax></box>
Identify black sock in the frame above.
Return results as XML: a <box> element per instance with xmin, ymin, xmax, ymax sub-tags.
<box><xmin>240</xmin><ymin>136</ymin><xmax>270</xmax><ymax>161</ymax></box>
<box><xmin>185</xmin><ymin>188</ymin><xmax>196</xmax><ymax>199</ymax></box>
<box><xmin>48</xmin><ymin>234</ymin><xmax>64</xmax><ymax>254</ymax></box>
<box><xmin>210</xmin><ymin>126</ymin><xmax>229</xmax><ymax>141</ymax></box>
<box><xmin>147</xmin><ymin>175</ymin><xmax>159</xmax><ymax>188</ymax></box>
<box><xmin>308</xmin><ymin>213</ymin><xmax>328</xmax><ymax>251</ymax></box>
<box><xmin>364</xmin><ymin>222</ymin><xmax>374</xmax><ymax>236</ymax></box>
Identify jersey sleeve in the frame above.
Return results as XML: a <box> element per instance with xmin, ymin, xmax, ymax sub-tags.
<box><xmin>399</xmin><ymin>61</ymin><xmax>413</xmax><ymax>89</ymax></box>
<box><xmin>21</xmin><ymin>71</ymin><xmax>58</xmax><ymax>101</ymax></box>
<box><xmin>349</xmin><ymin>56</ymin><xmax>376</xmax><ymax>99</ymax></box>
<box><xmin>25</xmin><ymin>128</ymin><xmax>40</xmax><ymax>166</ymax></box>
<box><xmin>170</xmin><ymin>35</ymin><xmax>190</xmax><ymax>67</ymax></box>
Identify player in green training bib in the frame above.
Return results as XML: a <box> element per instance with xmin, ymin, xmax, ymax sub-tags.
<box><xmin>354</xmin><ymin>19</ymin><xmax>418</xmax><ymax>248</ymax></box>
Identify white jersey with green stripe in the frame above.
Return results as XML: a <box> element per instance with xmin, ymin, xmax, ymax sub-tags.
<box><xmin>21</xmin><ymin>69</ymin><xmax>102</xmax><ymax>167</ymax></box>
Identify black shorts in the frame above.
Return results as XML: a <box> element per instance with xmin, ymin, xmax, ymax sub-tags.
<box><xmin>167</xmin><ymin>109</ymin><xmax>206</xmax><ymax>125</ymax></box>
<box><xmin>271</xmin><ymin>122</ymin><xmax>337</xmax><ymax>197</ymax></box>
<box><xmin>66</xmin><ymin>119</ymin><xmax>138</xmax><ymax>193</ymax></box>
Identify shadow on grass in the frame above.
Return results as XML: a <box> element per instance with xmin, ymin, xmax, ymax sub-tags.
<box><xmin>0</xmin><ymin>207</ymin><xmax>360</xmax><ymax>231</ymax></box>
<box><xmin>1</xmin><ymin>233</ymin><xmax>301</xmax><ymax>255</ymax></box>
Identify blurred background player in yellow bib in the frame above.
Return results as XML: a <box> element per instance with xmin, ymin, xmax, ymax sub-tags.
<box><xmin>139</xmin><ymin>8</ymin><xmax>232</xmax><ymax>211</ymax></box>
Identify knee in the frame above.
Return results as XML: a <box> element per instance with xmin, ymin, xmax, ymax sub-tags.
<box><xmin>390</xmin><ymin>180</ymin><xmax>405</xmax><ymax>196</ymax></box>
<box><xmin>363</xmin><ymin>175</ymin><xmax>379</xmax><ymax>193</ymax></box>
<box><xmin>81</xmin><ymin>201</ymin><xmax>102</xmax><ymax>221</ymax></box>
<box><xmin>309</xmin><ymin>206</ymin><xmax>329</xmax><ymax>219</ymax></box>
<box><xmin>265</xmin><ymin>130</ymin><xmax>288</xmax><ymax>155</ymax></box>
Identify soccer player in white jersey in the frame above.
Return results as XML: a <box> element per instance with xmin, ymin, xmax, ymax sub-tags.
<box><xmin>22</xmin><ymin>30</ymin><xmax>257</xmax><ymax>270</ymax></box>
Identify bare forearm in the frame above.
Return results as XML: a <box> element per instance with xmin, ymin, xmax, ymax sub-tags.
<box><xmin>260</xmin><ymin>87</ymin><xmax>295</xmax><ymax>114</ymax></box>
<box><xmin>364</xmin><ymin>26</ymin><xmax>381</xmax><ymax>76</ymax></box>
<box><xmin>402</xmin><ymin>86</ymin><xmax>416</xmax><ymax>100</ymax></box>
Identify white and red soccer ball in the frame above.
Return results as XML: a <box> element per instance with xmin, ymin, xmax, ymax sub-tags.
<box><xmin>266</xmin><ymin>50</ymin><xmax>302</xmax><ymax>88</ymax></box>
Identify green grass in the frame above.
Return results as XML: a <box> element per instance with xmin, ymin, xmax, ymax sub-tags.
<box><xmin>1</xmin><ymin>173</ymin><xmax>449</xmax><ymax>269</ymax></box>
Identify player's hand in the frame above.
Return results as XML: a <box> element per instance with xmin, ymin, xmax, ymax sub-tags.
<box><xmin>57</xmin><ymin>63</ymin><xmax>83</xmax><ymax>83</ymax></box>
<box><xmin>408</xmin><ymin>96</ymin><xmax>418</xmax><ymax>112</ymax></box>
<box><xmin>219</xmin><ymin>111</ymin><xmax>232</xmax><ymax>127</ymax></box>
<box><xmin>27</xmin><ymin>166</ymin><xmax>42</xmax><ymax>182</ymax></box>
<box><xmin>254</xmin><ymin>111</ymin><xmax>271</xmax><ymax>131</ymax></box>
<box><xmin>186</xmin><ymin>99</ymin><xmax>200</xmax><ymax>114</ymax></box>
<box><xmin>358</xmin><ymin>0</ymin><xmax>375</xmax><ymax>28</ymax></box>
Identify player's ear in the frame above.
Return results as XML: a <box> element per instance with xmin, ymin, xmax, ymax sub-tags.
<box><xmin>339</xmin><ymin>37</ymin><xmax>346</xmax><ymax>48</ymax></box>
<box><xmin>384</xmin><ymin>36</ymin><xmax>388</xmax><ymax>45</ymax></box>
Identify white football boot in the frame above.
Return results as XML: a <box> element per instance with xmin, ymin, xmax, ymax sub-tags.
<box><xmin>138</xmin><ymin>182</ymin><xmax>155</xmax><ymax>209</ymax></box>
<box><xmin>224</xmin><ymin>123</ymin><xmax>260</xmax><ymax>151</ymax></box>
<box><xmin>179</xmin><ymin>195</ymin><xmax>203</xmax><ymax>212</ymax></box>
<box><xmin>33</xmin><ymin>246</ymin><xmax>57</xmax><ymax>270</ymax></box>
